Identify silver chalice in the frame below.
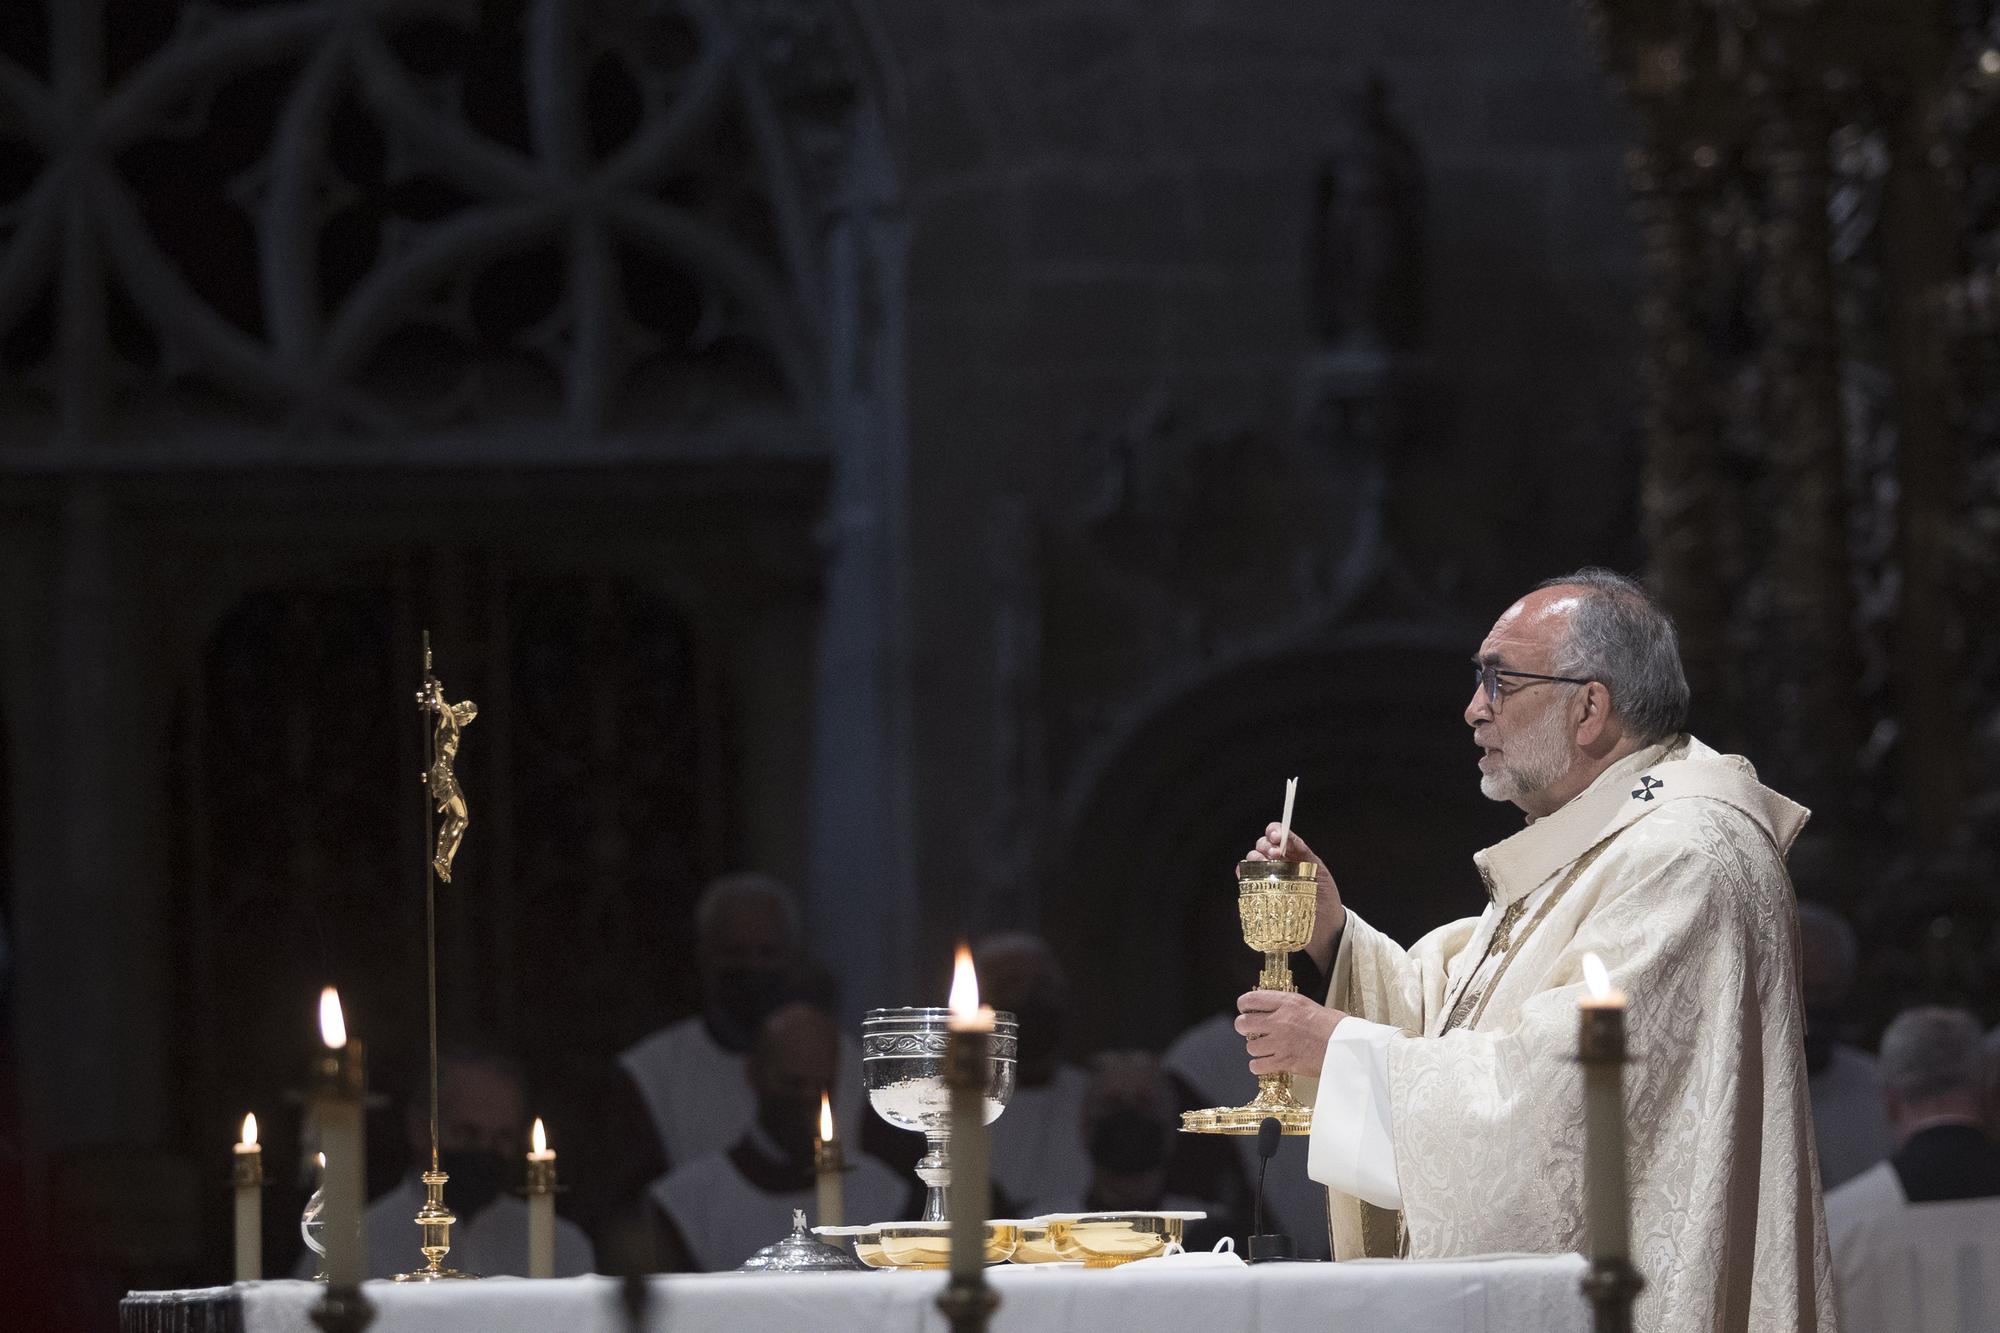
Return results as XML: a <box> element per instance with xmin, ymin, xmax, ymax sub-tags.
<box><xmin>862</xmin><ymin>1007</ymin><xmax>1017</xmax><ymax>1221</ymax></box>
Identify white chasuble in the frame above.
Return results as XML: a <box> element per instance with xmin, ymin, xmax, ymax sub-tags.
<box><xmin>1305</xmin><ymin>735</ymin><xmax>1836</xmax><ymax>1333</ymax></box>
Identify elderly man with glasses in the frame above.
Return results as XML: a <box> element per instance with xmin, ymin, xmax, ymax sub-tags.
<box><xmin>1233</xmin><ymin>568</ymin><xmax>1834</xmax><ymax>1333</ymax></box>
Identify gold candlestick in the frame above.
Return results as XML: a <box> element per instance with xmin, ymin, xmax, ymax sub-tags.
<box><xmin>396</xmin><ymin>633</ymin><xmax>479</xmax><ymax>1282</ymax></box>
<box><xmin>233</xmin><ymin>1113</ymin><xmax>263</xmax><ymax>1282</ymax></box>
<box><xmin>814</xmin><ymin>1094</ymin><xmax>844</xmax><ymax>1230</ymax></box>
<box><xmin>1181</xmin><ymin>860</ymin><xmax>1318</xmax><ymax>1135</ymax></box>
<box><xmin>526</xmin><ymin>1118</ymin><xmax>557</xmax><ymax>1279</ymax></box>
<box><xmin>308</xmin><ymin>989</ymin><xmax>374</xmax><ymax>1333</ymax></box>
<box><xmin>1577</xmin><ymin>953</ymin><xmax>1643</xmax><ymax>1333</ymax></box>
<box><xmin>937</xmin><ymin>947</ymin><xmax>998</xmax><ymax>1333</ymax></box>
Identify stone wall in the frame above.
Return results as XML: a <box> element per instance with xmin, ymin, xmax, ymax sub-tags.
<box><xmin>875</xmin><ymin>0</ymin><xmax>1646</xmax><ymax>1006</ymax></box>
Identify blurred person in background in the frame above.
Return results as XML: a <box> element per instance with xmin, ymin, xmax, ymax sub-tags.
<box><xmin>974</xmin><ymin>932</ymin><xmax>1093</xmax><ymax>1218</ymax></box>
<box><xmin>649</xmin><ymin>1002</ymin><xmax>912</xmax><ymax>1271</ymax></box>
<box><xmin>1824</xmin><ymin>1006</ymin><xmax>2000</xmax><ymax>1333</ymax></box>
<box><xmin>1797</xmin><ymin>900</ymin><xmax>1892</xmax><ymax>1190</ymax></box>
<box><xmin>308</xmin><ymin>1046</ymin><xmax>593</xmax><ymax>1279</ymax></box>
<box><xmin>1076</xmin><ymin>1051</ymin><xmax>1232</xmax><ymax>1252</ymax></box>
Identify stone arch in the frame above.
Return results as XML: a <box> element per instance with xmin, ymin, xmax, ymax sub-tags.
<box><xmin>1049</xmin><ymin>620</ymin><xmax>1524</xmax><ymax>1052</ymax></box>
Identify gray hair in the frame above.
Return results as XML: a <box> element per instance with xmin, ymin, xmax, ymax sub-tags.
<box><xmin>1536</xmin><ymin>568</ymin><xmax>1690</xmax><ymax>745</ymax></box>
<box><xmin>695</xmin><ymin>871</ymin><xmax>802</xmax><ymax>947</ymax></box>
<box><xmin>1879</xmin><ymin>1006</ymin><xmax>1986</xmax><ymax>1101</ymax></box>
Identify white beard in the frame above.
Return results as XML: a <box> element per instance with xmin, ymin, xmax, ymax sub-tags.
<box><xmin>1479</xmin><ymin>699</ymin><xmax>1574</xmax><ymax>805</ymax></box>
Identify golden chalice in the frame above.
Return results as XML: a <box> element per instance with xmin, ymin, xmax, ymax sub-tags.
<box><xmin>1180</xmin><ymin>860</ymin><xmax>1317</xmax><ymax>1135</ymax></box>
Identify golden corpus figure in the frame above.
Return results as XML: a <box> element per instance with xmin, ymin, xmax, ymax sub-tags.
<box><xmin>396</xmin><ymin>633</ymin><xmax>479</xmax><ymax>1281</ymax></box>
<box><xmin>1180</xmin><ymin>861</ymin><xmax>1317</xmax><ymax>1135</ymax></box>
<box><xmin>418</xmin><ymin>674</ymin><xmax>476</xmax><ymax>882</ymax></box>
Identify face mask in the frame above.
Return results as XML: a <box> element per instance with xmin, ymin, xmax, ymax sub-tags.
<box><xmin>438</xmin><ymin>1148</ymin><xmax>508</xmax><ymax>1217</ymax></box>
<box><xmin>1088</xmin><ymin>1109</ymin><xmax>1171</xmax><ymax>1175</ymax></box>
<box><xmin>1009</xmin><ymin>998</ymin><xmax>1065</xmax><ymax>1071</ymax></box>
<box><xmin>757</xmin><ymin>1095</ymin><xmax>819</xmax><ymax>1165</ymax></box>
<box><xmin>704</xmin><ymin>968</ymin><xmax>789</xmax><ymax>1052</ymax></box>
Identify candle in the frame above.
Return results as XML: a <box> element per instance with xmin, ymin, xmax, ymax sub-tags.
<box><xmin>1276</xmin><ymin>776</ymin><xmax>1298</xmax><ymax>855</ymax></box>
<box><xmin>526</xmin><ymin>1117</ymin><xmax>557</xmax><ymax>1278</ymax></box>
<box><xmin>309</xmin><ymin>987</ymin><xmax>368</xmax><ymax>1290</ymax></box>
<box><xmin>945</xmin><ymin>945</ymin><xmax>991</xmax><ymax>1283</ymax></box>
<box><xmin>1577</xmin><ymin>954</ymin><xmax>1630</xmax><ymax>1263</ymax></box>
<box><xmin>946</xmin><ymin>945</ymin><xmax>997</xmax><ymax>1033</ymax></box>
<box><xmin>234</xmin><ymin>1113</ymin><xmax>263</xmax><ymax>1282</ymax></box>
<box><xmin>813</xmin><ymin>1093</ymin><xmax>844</xmax><ymax>1229</ymax></box>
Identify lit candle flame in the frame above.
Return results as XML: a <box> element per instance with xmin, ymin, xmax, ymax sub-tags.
<box><xmin>1582</xmin><ymin>953</ymin><xmax>1612</xmax><ymax>1000</ymax></box>
<box><xmin>318</xmin><ymin>987</ymin><xmax>347</xmax><ymax>1048</ymax></box>
<box><xmin>241</xmin><ymin>1112</ymin><xmax>258</xmax><ymax>1148</ymax></box>
<box><xmin>532</xmin><ymin>1117</ymin><xmax>547</xmax><ymax>1155</ymax></box>
<box><xmin>819</xmin><ymin>1091</ymin><xmax>835</xmax><ymax>1144</ymax></box>
<box><xmin>948</xmin><ymin>944</ymin><xmax>980</xmax><ymax>1017</ymax></box>
<box><xmin>316</xmin><ymin>1152</ymin><xmax>326</xmax><ymax>1169</ymax></box>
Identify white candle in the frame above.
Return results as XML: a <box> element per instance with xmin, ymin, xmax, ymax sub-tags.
<box><xmin>1578</xmin><ymin>953</ymin><xmax>1630</xmax><ymax>1263</ymax></box>
<box><xmin>813</xmin><ymin>1093</ymin><xmax>844</xmax><ymax>1229</ymax></box>
<box><xmin>945</xmin><ymin>946</ymin><xmax>991</xmax><ymax>1282</ymax></box>
<box><xmin>1276</xmin><ymin>776</ymin><xmax>1298</xmax><ymax>856</ymax></box>
<box><xmin>526</xmin><ymin>1117</ymin><xmax>556</xmax><ymax>1279</ymax></box>
<box><xmin>310</xmin><ymin>987</ymin><xmax>367</xmax><ymax>1289</ymax></box>
<box><xmin>233</xmin><ymin>1112</ymin><xmax>262</xmax><ymax>1282</ymax></box>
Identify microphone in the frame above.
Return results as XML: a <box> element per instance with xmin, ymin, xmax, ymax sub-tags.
<box><xmin>1247</xmin><ymin>1116</ymin><xmax>1296</xmax><ymax>1263</ymax></box>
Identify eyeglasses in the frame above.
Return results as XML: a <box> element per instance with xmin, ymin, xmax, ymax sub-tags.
<box><xmin>1472</xmin><ymin>661</ymin><xmax>1593</xmax><ymax>706</ymax></box>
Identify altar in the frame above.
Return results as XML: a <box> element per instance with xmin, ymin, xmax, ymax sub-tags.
<box><xmin>123</xmin><ymin>1254</ymin><xmax>1590</xmax><ymax>1333</ymax></box>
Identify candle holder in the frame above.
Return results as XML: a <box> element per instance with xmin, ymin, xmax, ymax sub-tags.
<box><xmin>309</xmin><ymin>1286</ymin><xmax>376</xmax><ymax>1333</ymax></box>
<box><xmin>937</xmin><ymin>1024</ymin><xmax>997</xmax><ymax>1333</ymax></box>
<box><xmin>1181</xmin><ymin>861</ymin><xmax>1317</xmax><ymax>1135</ymax></box>
<box><xmin>394</xmin><ymin>1169</ymin><xmax>473</xmax><ymax>1281</ymax></box>
<box><xmin>861</xmin><ymin>1008</ymin><xmax>1017</xmax><ymax>1221</ymax></box>
<box><xmin>308</xmin><ymin>1036</ymin><xmax>373</xmax><ymax>1332</ymax></box>
<box><xmin>1578</xmin><ymin>996</ymin><xmax>1644</xmax><ymax>1333</ymax></box>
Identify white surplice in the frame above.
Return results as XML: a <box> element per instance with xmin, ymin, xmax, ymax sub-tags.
<box><xmin>619</xmin><ymin>1017</ymin><xmax>867</xmax><ymax>1169</ymax></box>
<box><xmin>988</xmin><ymin>1063</ymin><xmax>1094</xmax><ymax>1216</ymax></box>
<box><xmin>1809</xmin><ymin>1043</ymin><xmax>1892</xmax><ymax>1190</ymax></box>
<box><xmin>1824</xmin><ymin>1157</ymin><xmax>2000</xmax><ymax>1333</ymax></box>
<box><xmin>650</xmin><ymin>1137</ymin><xmax>911</xmax><ymax>1272</ymax></box>
<box><xmin>1304</xmin><ymin>735</ymin><xmax>1835</xmax><ymax>1333</ymax></box>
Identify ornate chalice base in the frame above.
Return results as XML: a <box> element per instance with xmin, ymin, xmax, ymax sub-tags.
<box><xmin>1182</xmin><ymin>860</ymin><xmax>1317</xmax><ymax>1136</ymax></box>
<box><xmin>862</xmin><ymin>1007</ymin><xmax>1017</xmax><ymax>1221</ymax></box>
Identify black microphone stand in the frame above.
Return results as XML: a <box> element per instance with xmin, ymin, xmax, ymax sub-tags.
<box><xmin>1246</xmin><ymin>1116</ymin><xmax>1297</xmax><ymax>1263</ymax></box>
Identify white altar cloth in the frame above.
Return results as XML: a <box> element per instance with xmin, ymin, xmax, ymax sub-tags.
<box><xmin>232</xmin><ymin>1253</ymin><xmax>1589</xmax><ymax>1333</ymax></box>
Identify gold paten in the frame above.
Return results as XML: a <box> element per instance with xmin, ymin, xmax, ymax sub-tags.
<box><xmin>844</xmin><ymin>1221</ymin><xmax>1018</xmax><ymax>1269</ymax></box>
<box><xmin>395</xmin><ymin>634</ymin><xmax>479</xmax><ymax>1282</ymax></box>
<box><xmin>1007</xmin><ymin>1222</ymin><xmax>1065</xmax><ymax>1264</ymax></box>
<box><xmin>1180</xmin><ymin>860</ymin><xmax>1317</xmax><ymax>1136</ymax></box>
<box><xmin>1041</xmin><ymin>1212</ymin><xmax>1198</xmax><ymax>1267</ymax></box>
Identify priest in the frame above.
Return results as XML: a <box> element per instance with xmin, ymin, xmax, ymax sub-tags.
<box><xmin>1235</xmin><ymin>569</ymin><xmax>1834</xmax><ymax>1332</ymax></box>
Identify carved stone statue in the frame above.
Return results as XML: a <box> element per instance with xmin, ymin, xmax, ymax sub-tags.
<box><xmin>1309</xmin><ymin>75</ymin><xmax>1426</xmax><ymax>351</ymax></box>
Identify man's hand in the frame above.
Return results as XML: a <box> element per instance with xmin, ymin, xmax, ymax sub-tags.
<box><xmin>1236</xmin><ymin>990</ymin><xmax>1347</xmax><ymax>1078</ymax></box>
<box><xmin>1245</xmin><ymin>824</ymin><xmax>1346</xmax><ymax>970</ymax></box>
